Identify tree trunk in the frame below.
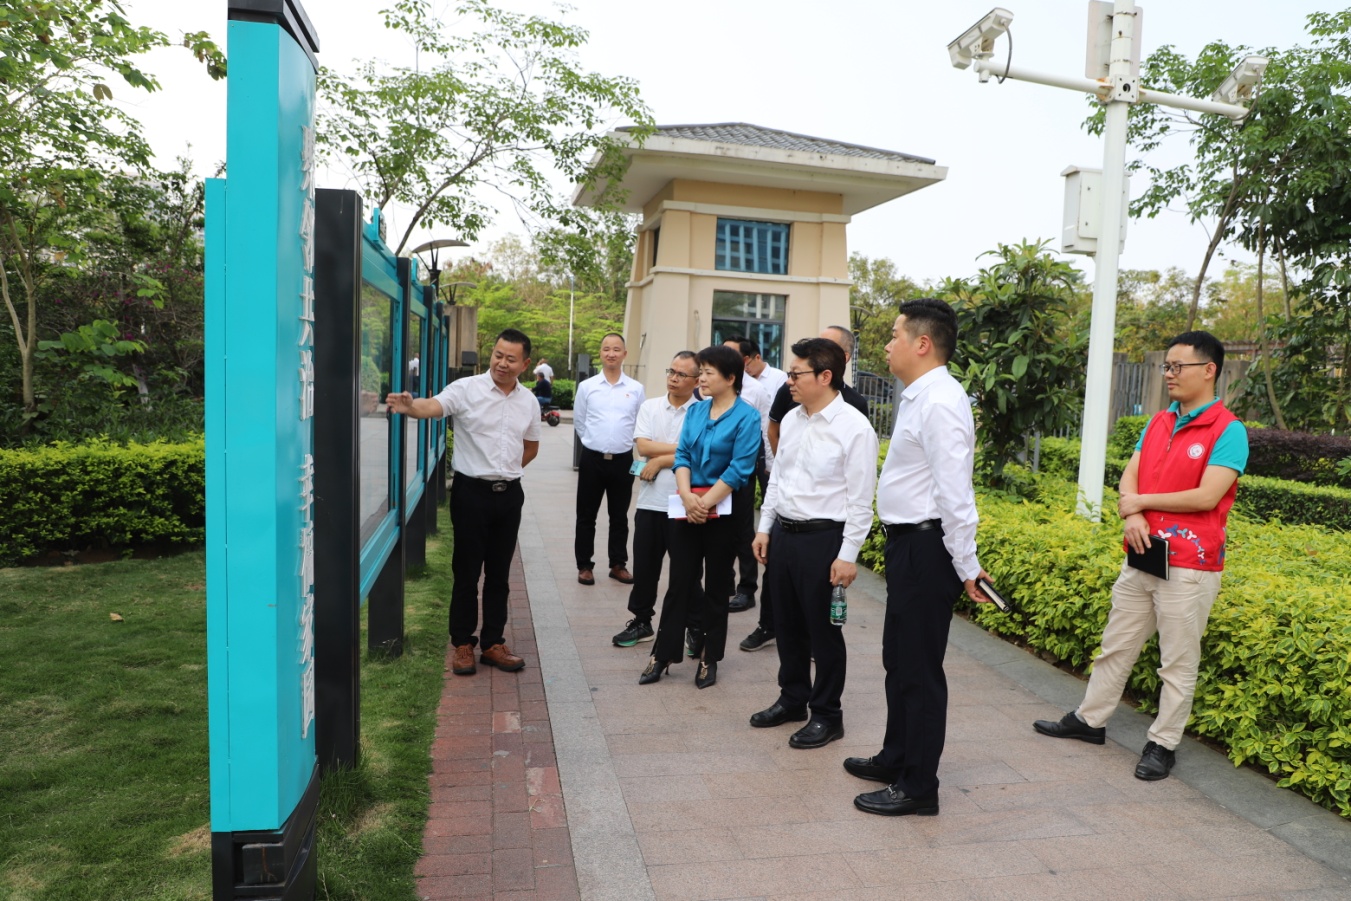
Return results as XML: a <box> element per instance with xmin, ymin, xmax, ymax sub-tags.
<box><xmin>0</xmin><ymin>223</ymin><xmax>39</xmax><ymax>428</ymax></box>
<box><xmin>1253</xmin><ymin>229</ymin><xmax>1287</xmax><ymax>430</ymax></box>
<box><xmin>1275</xmin><ymin>239</ymin><xmax>1293</xmax><ymax>320</ymax></box>
<box><xmin>1188</xmin><ymin>167</ymin><xmax>1245</xmax><ymax>330</ymax></box>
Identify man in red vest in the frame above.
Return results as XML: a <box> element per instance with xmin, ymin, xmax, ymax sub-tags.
<box><xmin>1033</xmin><ymin>331</ymin><xmax>1248</xmax><ymax>780</ymax></box>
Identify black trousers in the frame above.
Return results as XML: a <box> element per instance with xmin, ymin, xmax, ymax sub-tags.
<box><xmin>731</xmin><ymin>474</ymin><xmax>759</xmax><ymax>597</ymax></box>
<box><xmin>574</xmin><ymin>447</ymin><xmax>635</xmax><ymax>571</ymax></box>
<box><xmin>652</xmin><ymin>509</ymin><xmax>737</xmax><ymax>664</ymax></box>
<box><xmin>448</xmin><ymin>474</ymin><xmax>524</xmax><ymax>649</ymax></box>
<box><xmin>765</xmin><ymin>521</ymin><xmax>847</xmax><ymax>727</ymax></box>
<box><xmin>628</xmin><ymin>508</ymin><xmax>705</xmax><ymax>626</ymax></box>
<box><xmin>879</xmin><ymin>527</ymin><xmax>962</xmax><ymax>798</ymax></box>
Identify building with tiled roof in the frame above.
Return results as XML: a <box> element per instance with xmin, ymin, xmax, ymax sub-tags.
<box><xmin>574</xmin><ymin>123</ymin><xmax>946</xmax><ymax>394</ymax></box>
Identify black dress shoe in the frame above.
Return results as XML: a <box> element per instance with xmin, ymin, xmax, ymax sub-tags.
<box><xmin>1033</xmin><ymin>711</ymin><xmax>1106</xmax><ymax>745</ymax></box>
<box><xmin>854</xmin><ymin>786</ymin><xmax>939</xmax><ymax>817</ymax></box>
<box><xmin>728</xmin><ymin>592</ymin><xmax>755</xmax><ymax>612</ymax></box>
<box><xmin>788</xmin><ymin>719</ymin><xmax>844</xmax><ymax>749</ymax></box>
<box><xmin>1134</xmin><ymin>740</ymin><xmax>1175</xmax><ymax>781</ymax></box>
<box><xmin>843</xmin><ymin>755</ymin><xmax>900</xmax><ymax>784</ymax></box>
<box><xmin>749</xmin><ymin>703</ymin><xmax>808</xmax><ymax>728</ymax></box>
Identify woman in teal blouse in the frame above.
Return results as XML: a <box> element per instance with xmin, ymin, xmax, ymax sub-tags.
<box><xmin>640</xmin><ymin>344</ymin><xmax>762</xmax><ymax>689</ymax></box>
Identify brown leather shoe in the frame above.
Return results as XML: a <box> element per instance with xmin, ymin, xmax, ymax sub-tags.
<box><xmin>609</xmin><ymin>565</ymin><xmax>634</xmax><ymax>584</ymax></box>
<box><xmin>578</xmin><ymin>569</ymin><xmax>595</xmax><ymax>585</ymax></box>
<box><xmin>480</xmin><ymin>643</ymin><xmax>525</xmax><ymax>672</ymax></box>
<box><xmin>451</xmin><ymin>643</ymin><xmax>476</xmax><ymax>675</ymax></box>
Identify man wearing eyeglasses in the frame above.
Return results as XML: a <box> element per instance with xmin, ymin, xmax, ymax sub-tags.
<box><xmin>1034</xmin><ymin>330</ymin><xmax>1249</xmax><ymax>782</ymax></box>
<box><xmin>611</xmin><ymin>353</ymin><xmax>702</xmax><ymax>647</ymax></box>
<box><xmin>750</xmin><ymin>338</ymin><xmax>877</xmax><ymax>750</ymax></box>
<box><xmin>741</xmin><ymin>326</ymin><xmax>870</xmax><ymax>654</ymax></box>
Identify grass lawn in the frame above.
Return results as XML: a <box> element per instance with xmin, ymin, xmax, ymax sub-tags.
<box><xmin>0</xmin><ymin>511</ymin><xmax>453</xmax><ymax>901</ymax></box>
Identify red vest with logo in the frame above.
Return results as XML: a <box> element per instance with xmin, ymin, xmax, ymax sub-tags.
<box><xmin>1131</xmin><ymin>401</ymin><xmax>1240</xmax><ymax>572</ymax></box>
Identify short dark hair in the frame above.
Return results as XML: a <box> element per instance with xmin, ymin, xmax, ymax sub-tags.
<box><xmin>897</xmin><ymin>298</ymin><xmax>957</xmax><ymax>363</ymax></box>
<box><xmin>696</xmin><ymin>344</ymin><xmax>745</xmax><ymax>394</ymax></box>
<box><xmin>1168</xmin><ymin>330</ymin><xmax>1225</xmax><ymax>378</ymax></box>
<box><xmin>823</xmin><ymin>325</ymin><xmax>854</xmax><ymax>355</ymax></box>
<box><xmin>496</xmin><ymin>328</ymin><xmax>532</xmax><ymax>358</ymax></box>
<box><xmin>671</xmin><ymin>350</ymin><xmax>697</xmax><ymax>365</ymax></box>
<box><xmin>724</xmin><ymin>334</ymin><xmax>760</xmax><ymax>358</ymax></box>
<box><xmin>601</xmin><ymin>332</ymin><xmax>625</xmax><ymax>346</ymax></box>
<box><xmin>790</xmin><ymin>337</ymin><xmax>846</xmax><ymax>390</ymax></box>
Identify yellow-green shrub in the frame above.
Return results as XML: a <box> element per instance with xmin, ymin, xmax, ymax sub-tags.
<box><xmin>863</xmin><ymin>472</ymin><xmax>1351</xmax><ymax>817</ymax></box>
<box><xmin>0</xmin><ymin>439</ymin><xmax>204</xmax><ymax>566</ymax></box>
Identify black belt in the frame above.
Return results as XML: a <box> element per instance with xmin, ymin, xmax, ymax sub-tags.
<box><xmin>454</xmin><ymin>472</ymin><xmax>519</xmax><ymax>493</ymax></box>
<box><xmin>582</xmin><ymin>447</ymin><xmax>631</xmax><ymax>461</ymax></box>
<box><xmin>884</xmin><ymin>518</ymin><xmax>942</xmax><ymax>537</ymax></box>
<box><xmin>778</xmin><ymin>518</ymin><xmax>843</xmax><ymax>534</ymax></box>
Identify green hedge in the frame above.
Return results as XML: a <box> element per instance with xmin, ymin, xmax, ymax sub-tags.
<box><xmin>0</xmin><ymin>439</ymin><xmax>205</xmax><ymax>566</ymax></box>
<box><xmin>860</xmin><ymin>469</ymin><xmax>1351</xmax><ymax>817</ymax></box>
<box><xmin>550</xmin><ymin>378</ymin><xmax>575</xmax><ymax>410</ymax></box>
<box><xmin>1039</xmin><ymin>436</ymin><xmax>1351</xmax><ymax>532</ymax></box>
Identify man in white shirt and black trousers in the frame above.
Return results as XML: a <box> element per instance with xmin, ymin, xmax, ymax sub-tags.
<box><xmin>750</xmin><ymin>338</ymin><xmax>878</xmax><ymax>749</ymax></box>
<box><xmin>573</xmin><ymin>333</ymin><xmax>645</xmax><ymax>586</ymax></box>
<box><xmin>385</xmin><ymin>328</ymin><xmax>541</xmax><ymax>677</ymax></box>
<box><xmin>847</xmin><ymin>299</ymin><xmax>993</xmax><ymax>816</ymax></box>
<box><xmin>741</xmin><ymin>325</ymin><xmax>871</xmax><ymax>655</ymax></box>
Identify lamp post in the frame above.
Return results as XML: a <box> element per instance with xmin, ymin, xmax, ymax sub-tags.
<box><xmin>567</xmin><ymin>272</ymin><xmax>576</xmax><ymax>380</ymax></box>
<box><xmin>947</xmin><ymin>2</ymin><xmax>1265</xmax><ymax>519</ymax></box>
<box><xmin>409</xmin><ymin>238</ymin><xmax>469</xmax><ymax>303</ymax></box>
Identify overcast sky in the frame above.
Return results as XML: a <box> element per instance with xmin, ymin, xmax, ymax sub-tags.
<box><xmin>122</xmin><ymin>0</ymin><xmax>1331</xmax><ymax>284</ymax></box>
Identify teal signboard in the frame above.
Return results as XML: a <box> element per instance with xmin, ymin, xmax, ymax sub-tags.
<box><xmin>205</xmin><ymin>1</ymin><xmax>320</xmax><ymax>873</ymax></box>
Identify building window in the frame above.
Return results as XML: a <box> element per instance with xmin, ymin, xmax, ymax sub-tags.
<box><xmin>712</xmin><ymin>290</ymin><xmax>786</xmax><ymax>369</ymax></box>
<box><xmin>715</xmin><ymin>219</ymin><xmax>789</xmax><ymax>274</ymax></box>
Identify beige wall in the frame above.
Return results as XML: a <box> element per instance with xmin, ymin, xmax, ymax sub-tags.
<box><xmin>625</xmin><ymin>180</ymin><xmax>856</xmax><ymax>398</ymax></box>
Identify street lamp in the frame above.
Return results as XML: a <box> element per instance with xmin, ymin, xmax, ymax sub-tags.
<box><xmin>948</xmin><ymin>2</ymin><xmax>1265</xmax><ymax>519</ymax></box>
<box><xmin>567</xmin><ymin>272</ymin><xmax>575</xmax><ymax>380</ymax></box>
<box><xmin>409</xmin><ymin>238</ymin><xmax>469</xmax><ymax>302</ymax></box>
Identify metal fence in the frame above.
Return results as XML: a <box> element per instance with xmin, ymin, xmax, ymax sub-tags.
<box><xmin>855</xmin><ymin>370</ymin><xmax>897</xmax><ymax>437</ymax></box>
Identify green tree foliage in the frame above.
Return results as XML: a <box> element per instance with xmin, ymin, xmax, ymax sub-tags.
<box><xmin>1111</xmin><ymin>268</ymin><xmax>1196</xmax><ymax>361</ymax></box>
<box><xmin>941</xmin><ymin>241</ymin><xmax>1087</xmax><ymax>491</ymax></box>
<box><xmin>317</xmin><ymin>0</ymin><xmax>653</xmax><ymax>255</ymax></box>
<box><xmin>1087</xmin><ymin>11</ymin><xmax>1351</xmax><ymax>432</ymax></box>
<box><xmin>452</xmin><ymin>234</ymin><xmax>625</xmax><ymax>379</ymax></box>
<box><xmin>534</xmin><ymin>209</ymin><xmax>637</xmax><ymax>311</ymax></box>
<box><xmin>0</xmin><ymin>0</ymin><xmax>224</xmax><ymax>425</ymax></box>
<box><xmin>848</xmin><ymin>253</ymin><xmax>925</xmax><ymax>371</ymax></box>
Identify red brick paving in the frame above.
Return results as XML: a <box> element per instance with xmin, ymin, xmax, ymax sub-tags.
<box><xmin>417</xmin><ymin>548</ymin><xmax>579</xmax><ymax>901</ymax></box>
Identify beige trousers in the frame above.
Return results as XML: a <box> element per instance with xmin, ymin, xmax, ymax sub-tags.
<box><xmin>1077</xmin><ymin>561</ymin><xmax>1222</xmax><ymax>749</ymax></box>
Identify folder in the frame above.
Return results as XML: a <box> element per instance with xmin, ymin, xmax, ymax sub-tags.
<box><xmin>1127</xmin><ymin>536</ymin><xmax>1170</xmax><ymax>580</ymax></box>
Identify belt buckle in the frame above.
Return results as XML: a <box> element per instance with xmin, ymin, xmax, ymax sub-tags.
<box><xmin>491</xmin><ymin>481</ymin><xmax>507</xmax><ymax>493</ymax></box>
<box><xmin>602</xmin><ymin>452</ymin><xmax>614</xmax><ymax>460</ymax></box>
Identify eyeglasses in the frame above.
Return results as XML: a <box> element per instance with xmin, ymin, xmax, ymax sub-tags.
<box><xmin>665</xmin><ymin>369</ymin><xmax>696</xmax><ymax>380</ymax></box>
<box><xmin>784</xmin><ymin>369</ymin><xmax>820</xmax><ymax>382</ymax></box>
<box><xmin>1159</xmin><ymin>362</ymin><xmax>1210</xmax><ymax>375</ymax></box>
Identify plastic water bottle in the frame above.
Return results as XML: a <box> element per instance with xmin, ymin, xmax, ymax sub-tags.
<box><xmin>830</xmin><ymin>584</ymin><xmax>847</xmax><ymax>626</ymax></box>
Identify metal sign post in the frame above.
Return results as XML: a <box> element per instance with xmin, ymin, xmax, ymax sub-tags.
<box><xmin>205</xmin><ymin>2</ymin><xmax>322</xmax><ymax>897</ymax></box>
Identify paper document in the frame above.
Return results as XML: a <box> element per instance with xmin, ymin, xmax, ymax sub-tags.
<box><xmin>667</xmin><ymin>491</ymin><xmax>732</xmax><ymax>519</ymax></box>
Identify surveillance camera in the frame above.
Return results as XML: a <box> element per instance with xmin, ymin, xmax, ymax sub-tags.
<box><xmin>948</xmin><ymin>7</ymin><xmax>1015</xmax><ymax>70</ymax></box>
<box><xmin>1211</xmin><ymin>56</ymin><xmax>1269</xmax><ymax>105</ymax></box>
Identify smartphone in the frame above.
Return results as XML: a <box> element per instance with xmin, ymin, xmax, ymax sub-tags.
<box><xmin>629</xmin><ymin>459</ymin><xmax>645</xmax><ymax>476</ymax></box>
<box><xmin>977</xmin><ymin>577</ymin><xmax>1012</xmax><ymax>613</ymax></box>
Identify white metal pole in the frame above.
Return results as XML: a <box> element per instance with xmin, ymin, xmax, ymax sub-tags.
<box><xmin>1076</xmin><ymin>0</ymin><xmax>1137</xmax><ymax>520</ymax></box>
<box><xmin>567</xmin><ymin>273</ymin><xmax>575</xmax><ymax>380</ymax></box>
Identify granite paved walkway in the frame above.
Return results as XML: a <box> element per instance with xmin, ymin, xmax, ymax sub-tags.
<box><xmin>420</xmin><ymin>421</ymin><xmax>1351</xmax><ymax>900</ymax></box>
